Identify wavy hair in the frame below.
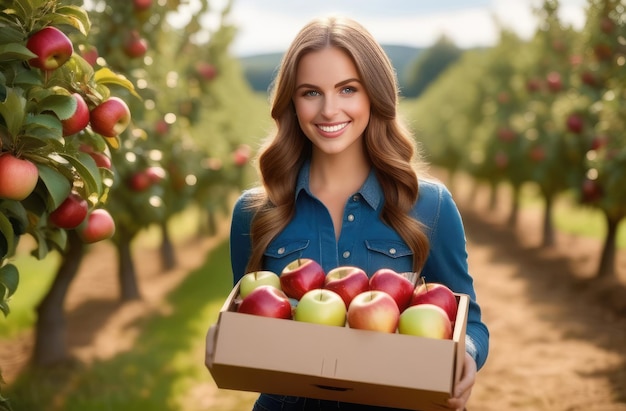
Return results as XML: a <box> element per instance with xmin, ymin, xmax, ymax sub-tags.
<box><xmin>244</xmin><ymin>16</ymin><xmax>430</xmax><ymax>274</ymax></box>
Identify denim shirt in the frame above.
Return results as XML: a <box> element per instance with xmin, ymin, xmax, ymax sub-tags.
<box><xmin>229</xmin><ymin>163</ymin><xmax>489</xmax><ymax>370</ymax></box>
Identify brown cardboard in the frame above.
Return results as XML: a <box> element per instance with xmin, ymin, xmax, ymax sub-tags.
<box><xmin>206</xmin><ymin>283</ymin><xmax>469</xmax><ymax>411</ymax></box>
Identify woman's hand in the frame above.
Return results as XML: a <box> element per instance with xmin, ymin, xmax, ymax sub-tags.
<box><xmin>446</xmin><ymin>352</ymin><xmax>477</xmax><ymax>410</ymax></box>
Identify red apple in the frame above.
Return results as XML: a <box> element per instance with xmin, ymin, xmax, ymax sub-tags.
<box><xmin>49</xmin><ymin>192</ymin><xmax>89</xmax><ymax>229</ymax></box>
<box><xmin>566</xmin><ymin>114</ymin><xmax>584</xmax><ymax>134</ymax></box>
<box><xmin>496</xmin><ymin>127</ymin><xmax>516</xmax><ymax>142</ymax></box>
<box><xmin>195</xmin><ymin>62</ymin><xmax>217</xmax><ymax>80</ymax></box>
<box><xmin>526</xmin><ymin>78</ymin><xmax>542</xmax><ymax>93</ymax></box>
<box><xmin>280</xmin><ymin>258</ymin><xmax>326</xmax><ymax>300</ymax></box>
<box><xmin>26</xmin><ymin>26</ymin><xmax>73</xmax><ymax>70</ymax></box>
<box><xmin>398</xmin><ymin>304</ymin><xmax>452</xmax><ymax>339</ymax></box>
<box><xmin>546</xmin><ymin>71</ymin><xmax>562</xmax><ymax>92</ymax></box>
<box><xmin>145</xmin><ymin>166</ymin><xmax>166</xmax><ymax>183</ymax></box>
<box><xmin>494</xmin><ymin>151</ymin><xmax>509</xmax><ymax>169</ymax></box>
<box><xmin>90</xmin><ymin>97</ymin><xmax>131</xmax><ymax>137</ymax></box>
<box><xmin>237</xmin><ymin>285</ymin><xmax>292</xmax><ymax>319</ymax></box>
<box><xmin>324</xmin><ymin>266</ymin><xmax>370</xmax><ymax>308</ymax></box>
<box><xmin>347</xmin><ymin>290</ymin><xmax>400</xmax><ymax>333</ymax></box>
<box><xmin>529</xmin><ymin>146</ymin><xmax>546</xmax><ymax>163</ymax></box>
<box><xmin>128</xmin><ymin>171</ymin><xmax>152</xmax><ymax>192</ymax></box>
<box><xmin>62</xmin><ymin>93</ymin><xmax>90</xmax><ymax>136</ymax></box>
<box><xmin>232</xmin><ymin>144</ymin><xmax>252</xmax><ymax>166</ymax></box>
<box><xmin>80</xmin><ymin>45</ymin><xmax>99</xmax><ymax>66</ymax></box>
<box><xmin>239</xmin><ymin>271</ymin><xmax>281</xmax><ymax>299</ymax></box>
<box><xmin>80</xmin><ymin>144</ymin><xmax>111</xmax><ymax>169</ymax></box>
<box><xmin>0</xmin><ymin>154</ymin><xmax>39</xmax><ymax>200</ymax></box>
<box><xmin>123</xmin><ymin>30</ymin><xmax>148</xmax><ymax>58</ymax></box>
<box><xmin>77</xmin><ymin>209</ymin><xmax>115</xmax><ymax>243</ymax></box>
<box><xmin>133</xmin><ymin>0</ymin><xmax>153</xmax><ymax>11</ymax></box>
<box><xmin>294</xmin><ymin>289</ymin><xmax>346</xmax><ymax>326</ymax></box>
<box><xmin>409</xmin><ymin>282</ymin><xmax>458</xmax><ymax>324</ymax></box>
<box><xmin>369</xmin><ymin>268</ymin><xmax>414</xmax><ymax>311</ymax></box>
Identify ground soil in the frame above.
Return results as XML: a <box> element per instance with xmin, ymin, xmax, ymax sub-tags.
<box><xmin>1</xmin><ymin>172</ymin><xmax>626</xmax><ymax>411</ymax></box>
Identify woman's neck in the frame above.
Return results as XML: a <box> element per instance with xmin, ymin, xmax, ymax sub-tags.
<box><xmin>309</xmin><ymin>149</ymin><xmax>370</xmax><ymax>198</ymax></box>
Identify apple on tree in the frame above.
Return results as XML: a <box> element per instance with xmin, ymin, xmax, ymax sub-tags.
<box><xmin>294</xmin><ymin>289</ymin><xmax>346</xmax><ymax>327</ymax></box>
<box><xmin>239</xmin><ymin>271</ymin><xmax>281</xmax><ymax>299</ymax></box>
<box><xmin>80</xmin><ymin>145</ymin><xmax>112</xmax><ymax>169</ymax></box>
<box><xmin>123</xmin><ymin>30</ymin><xmax>148</xmax><ymax>59</ymax></box>
<box><xmin>280</xmin><ymin>258</ymin><xmax>326</xmax><ymax>300</ymax></box>
<box><xmin>324</xmin><ymin>266</ymin><xmax>369</xmax><ymax>308</ymax></box>
<box><xmin>347</xmin><ymin>290</ymin><xmax>400</xmax><ymax>333</ymax></box>
<box><xmin>398</xmin><ymin>304</ymin><xmax>452</xmax><ymax>339</ymax></box>
<box><xmin>77</xmin><ymin>208</ymin><xmax>116</xmax><ymax>243</ymax></box>
<box><xmin>62</xmin><ymin>93</ymin><xmax>90</xmax><ymax>136</ymax></box>
<box><xmin>26</xmin><ymin>26</ymin><xmax>73</xmax><ymax>71</ymax></box>
<box><xmin>237</xmin><ymin>285</ymin><xmax>292</xmax><ymax>319</ymax></box>
<box><xmin>49</xmin><ymin>192</ymin><xmax>89</xmax><ymax>229</ymax></box>
<box><xmin>0</xmin><ymin>154</ymin><xmax>39</xmax><ymax>201</ymax></box>
<box><xmin>90</xmin><ymin>97</ymin><xmax>131</xmax><ymax>137</ymax></box>
<box><xmin>409</xmin><ymin>281</ymin><xmax>458</xmax><ymax>325</ymax></box>
<box><xmin>369</xmin><ymin>268</ymin><xmax>414</xmax><ymax>311</ymax></box>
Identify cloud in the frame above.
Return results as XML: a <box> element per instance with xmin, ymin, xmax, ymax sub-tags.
<box><xmin>225</xmin><ymin>0</ymin><xmax>587</xmax><ymax>56</ymax></box>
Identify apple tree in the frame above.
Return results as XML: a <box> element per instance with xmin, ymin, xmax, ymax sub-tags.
<box><xmin>0</xmin><ymin>0</ymin><xmax>136</xmax><ymax>368</ymax></box>
<box><xmin>512</xmin><ymin>0</ymin><xmax>580</xmax><ymax>246</ymax></box>
<box><xmin>571</xmin><ymin>0</ymin><xmax>626</xmax><ymax>278</ymax></box>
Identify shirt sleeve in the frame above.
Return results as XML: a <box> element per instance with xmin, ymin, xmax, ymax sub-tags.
<box><xmin>229</xmin><ymin>191</ymin><xmax>254</xmax><ymax>285</ymax></box>
<box><xmin>419</xmin><ymin>182</ymin><xmax>490</xmax><ymax>371</ymax></box>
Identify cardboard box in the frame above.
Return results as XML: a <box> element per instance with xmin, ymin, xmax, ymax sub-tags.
<box><xmin>206</xmin><ymin>282</ymin><xmax>469</xmax><ymax>411</ymax></box>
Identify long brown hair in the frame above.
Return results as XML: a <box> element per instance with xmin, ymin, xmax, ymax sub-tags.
<box><xmin>244</xmin><ymin>16</ymin><xmax>430</xmax><ymax>274</ymax></box>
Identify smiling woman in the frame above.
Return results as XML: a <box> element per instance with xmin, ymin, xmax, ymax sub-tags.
<box><xmin>224</xmin><ymin>15</ymin><xmax>489</xmax><ymax>411</ymax></box>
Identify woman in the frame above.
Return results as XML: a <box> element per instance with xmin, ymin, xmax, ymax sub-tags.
<box><xmin>229</xmin><ymin>15</ymin><xmax>489</xmax><ymax>411</ymax></box>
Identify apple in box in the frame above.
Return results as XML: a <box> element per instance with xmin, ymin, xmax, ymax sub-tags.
<box><xmin>239</xmin><ymin>271</ymin><xmax>281</xmax><ymax>298</ymax></box>
<box><xmin>324</xmin><ymin>266</ymin><xmax>369</xmax><ymax>308</ymax></box>
<box><xmin>410</xmin><ymin>281</ymin><xmax>458</xmax><ymax>325</ymax></box>
<box><xmin>347</xmin><ymin>290</ymin><xmax>400</xmax><ymax>333</ymax></box>
<box><xmin>398</xmin><ymin>304</ymin><xmax>452</xmax><ymax>339</ymax></box>
<box><xmin>294</xmin><ymin>289</ymin><xmax>346</xmax><ymax>327</ymax></box>
<box><xmin>280</xmin><ymin>258</ymin><xmax>325</xmax><ymax>300</ymax></box>
<box><xmin>369</xmin><ymin>268</ymin><xmax>414</xmax><ymax>311</ymax></box>
<box><xmin>237</xmin><ymin>285</ymin><xmax>292</xmax><ymax>320</ymax></box>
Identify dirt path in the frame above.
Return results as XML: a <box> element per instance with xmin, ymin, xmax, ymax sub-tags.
<box><xmin>450</xmin><ymin>174</ymin><xmax>626</xmax><ymax>411</ymax></box>
<box><xmin>1</xmin><ymin>174</ymin><xmax>626</xmax><ymax>410</ymax></box>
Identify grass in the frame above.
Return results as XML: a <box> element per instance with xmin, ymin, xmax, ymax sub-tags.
<box><xmin>4</xmin><ymin>238</ymin><xmax>257</xmax><ymax>411</ymax></box>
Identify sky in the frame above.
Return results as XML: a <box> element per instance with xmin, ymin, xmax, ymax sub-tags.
<box><xmin>216</xmin><ymin>0</ymin><xmax>588</xmax><ymax>57</ymax></box>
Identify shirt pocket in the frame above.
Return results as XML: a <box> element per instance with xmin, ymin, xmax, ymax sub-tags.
<box><xmin>365</xmin><ymin>240</ymin><xmax>413</xmax><ymax>274</ymax></box>
<box><xmin>264</xmin><ymin>240</ymin><xmax>310</xmax><ymax>274</ymax></box>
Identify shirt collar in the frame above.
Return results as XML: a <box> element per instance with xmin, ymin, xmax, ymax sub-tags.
<box><xmin>295</xmin><ymin>160</ymin><xmax>382</xmax><ymax>210</ymax></box>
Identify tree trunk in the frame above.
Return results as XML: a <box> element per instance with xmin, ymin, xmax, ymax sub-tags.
<box><xmin>507</xmin><ymin>185</ymin><xmax>520</xmax><ymax>228</ymax></box>
<box><xmin>117</xmin><ymin>229</ymin><xmax>141</xmax><ymax>301</ymax></box>
<box><xmin>596</xmin><ymin>212</ymin><xmax>620</xmax><ymax>278</ymax></box>
<box><xmin>33</xmin><ymin>231</ymin><xmax>84</xmax><ymax>367</ymax></box>
<box><xmin>488</xmin><ymin>181</ymin><xmax>498</xmax><ymax>211</ymax></box>
<box><xmin>542</xmin><ymin>193</ymin><xmax>555</xmax><ymax>247</ymax></box>
<box><xmin>160</xmin><ymin>220</ymin><xmax>176</xmax><ymax>271</ymax></box>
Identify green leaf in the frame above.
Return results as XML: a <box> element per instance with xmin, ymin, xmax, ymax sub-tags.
<box><xmin>0</xmin><ymin>43</ymin><xmax>37</xmax><ymax>62</ymax></box>
<box><xmin>35</xmin><ymin>164</ymin><xmax>72</xmax><ymax>210</ymax></box>
<box><xmin>13</xmin><ymin>69</ymin><xmax>43</xmax><ymax>88</ymax></box>
<box><xmin>0</xmin><ymin>263</ymin><xmax>18</xmax><ymax>298</ymax></box>
<box><xmin>60</xmin><ymin>152</ymin><xmax>102</xmax><ymax>196</ymax></box>
<box><xmin>0</xmin><ymin>199</ymin><xmax>28</xmax><ymax>236</ymax></box>
<box><xmin>0</xmin><ymin>213</ymin><xmax>15</xmax><ymax>259</ymax></box>
<box><xmin>0</xmin><ymin>24</ymin><xmax>24</xmax><ymax>45</ymax></box>
<box><xmin>44</xmin><ymin>226</ymin><xmax>67</xmax><ymax>252</ymax></box>
<box><xmin>29</xmin><ymin>229</ymin><xmax>49</xmax><ymax>260</ymax></box>
<box><xmin>37</xmin><ymin>93</ymin><xmax>75</xmax><ymax>120</ymax></box>
<box><xmin>54</xmin><ymin>6</ymin><xmax>91</xmax><ymax>36</ymax></box>
<box><xmin>94</xmin><ymin>68</ymin><xmax>140</xmax><ymax>98</ymax></box>
<box><xmin>23</xmin><ymin>113</ymin><xmax>64</xmax><ymax>142</ymax></box>
<box><xmin>0</xmin><ymin>87</ymin><xmax>26</xmax><ymax>137</ymax></box>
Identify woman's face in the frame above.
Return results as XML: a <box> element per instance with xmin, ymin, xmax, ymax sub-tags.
<box><xmin>293</xmin><ymin>47</ymin><xmax>371</xmax><ymax>158</ymax></box>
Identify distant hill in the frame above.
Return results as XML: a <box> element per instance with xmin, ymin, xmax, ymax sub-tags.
<box><xmin>238</xmin><ymin>44</ymin><xmax>423</xmax><ymax>93</ymax></box>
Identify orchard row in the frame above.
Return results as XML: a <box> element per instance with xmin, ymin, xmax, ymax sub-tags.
<box><xmin>407</xmin><ymin>0</ymin><xmax>625</xmax><ymax>278</ymax></box>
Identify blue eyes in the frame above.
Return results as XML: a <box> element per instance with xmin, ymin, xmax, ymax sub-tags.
<box><xmin>301</xmin><ymin>86</ymin><xmax>357</xmax><ymax>97</ymax></box>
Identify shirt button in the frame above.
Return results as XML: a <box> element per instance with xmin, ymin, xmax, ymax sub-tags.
<box><xmin>347</xmin><ymin>214</ymin><xmax>355</xmax><ymax>222</ymax></box>
<box><xmin>342</xmin><ymin>251</ymin><xmax>350</xmax><ymax>259</ymax></box>
<box><xmin>389</xmin><ymin>248</ymin><xmax>397</xmax><ymax>255</ymax></box>
<box><xmin>277</xmin><ymin>247</ymin><xmax>285</xmax><ymax>255</ymax></box>
<box><xmin>352</xmin><ymin>195</ymin><xmax>360</xmax><ymax>202</ymax></box>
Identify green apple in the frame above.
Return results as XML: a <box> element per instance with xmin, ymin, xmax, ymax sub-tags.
<box><xmin>398</xmin><ymin>304</ymin><xmax>452</xmax><ymax>339</ymax></box>
<box><xmin>294</xmin><ymin>289</ymin><xmax>346</xmax><ymax>327</ymax></box>
<box><xmin>239</xmin><ymin>270</ymin><xmax>281</xmax><ymax>298</ymax></box>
